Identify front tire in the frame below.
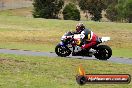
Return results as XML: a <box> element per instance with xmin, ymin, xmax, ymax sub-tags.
<box><xmin>55</xmin><ymin>44</ymin><xmax>71</xmax><ymax>57</ymax></box>
<box><xmin>94</xmin><ymin>45</ymin><xmax>112</xmax><ymax>60</ymax></box>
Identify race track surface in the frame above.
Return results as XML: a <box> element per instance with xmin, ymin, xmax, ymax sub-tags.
<box><xmin>0</xmin><ymin>49</ymin><xmax>132</xmax><ymax>64</ymax></box>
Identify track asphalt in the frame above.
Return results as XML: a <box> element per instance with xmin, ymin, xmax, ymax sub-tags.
<box><xmin>0</xmin><ymin>49</ymin><xmax>132</xmax><ymax>64</ymax></box>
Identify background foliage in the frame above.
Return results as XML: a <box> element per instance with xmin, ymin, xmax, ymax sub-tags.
<box><xmin>32</xmin><ymin>0</ymin><xmax>64</xmax><ymax>19</ymax></box>
<box><xmin>63</xmin><ymin>3</ymin><xmax>80</xmax><ymax>21</ymax></box>
<box><xmin>32</xmin><ymin>0</ymin><xmax>132</xmax><ymax>22</ymax></box>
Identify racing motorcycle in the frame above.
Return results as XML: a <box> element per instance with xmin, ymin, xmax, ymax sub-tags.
<box><xmin>55</xmin><ymin>31</ymin><xmax>112</xmax><ymax>60</ymax></box>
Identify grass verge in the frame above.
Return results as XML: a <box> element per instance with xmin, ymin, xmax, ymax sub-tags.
<box><xmin>0</xmin><ymin>54</ymin><xmax>131</xmax><ymax>88</ymax></box>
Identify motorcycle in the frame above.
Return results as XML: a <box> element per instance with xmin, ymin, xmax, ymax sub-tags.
<box><xmin>55</xmin><ymin>31</ymin><xmax>112</xmax><ymax>60</ymax></box>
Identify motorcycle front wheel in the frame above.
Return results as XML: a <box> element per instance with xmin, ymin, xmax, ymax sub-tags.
<box><xmin>55</xmin><ymin>44</ymin><xmax>71</xmax><ymax>57</ymax></box>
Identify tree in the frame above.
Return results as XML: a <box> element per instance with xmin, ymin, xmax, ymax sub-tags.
<box><xmin>32</xmin><ymin>0</ymin><xmax>64</xmax><ymax>19</ymax></box>
<box><xmin>125</xmin><ymin>0</ymin><xmax>132</xmax><ymax>23</ymax></box>
<box><xmin>78</xmin><ymin>0</ymin><xmax>106</xmax><ymax>21</ymax></box>
<box><xmin>62</xmin><ymin>3</ymin><xmax>80</xmax><ymax>21</ymax></box>
<box><xmin>117</xmin><ymin>0</ymin><xmax>132</xmax><ymax>23</ymax></box>
<box><xmin>105</xmin><ymin>0</ymin><xmax>132</xmax><ymax>23</ymax></box>
<box><xmin>104</xmin><ymin>0</ymin><xmax>118</xmax><ymax>6</ymax></box>
<box><xmin>105</xmin><ymin>0</ymin><xmax>118</xmax><ymax>21</ymax></box>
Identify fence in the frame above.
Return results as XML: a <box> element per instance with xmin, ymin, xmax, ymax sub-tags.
<box><xmin>0</xmin><ymin>0</ymin><xmax>32</xmax><ymax>10</ymax></box>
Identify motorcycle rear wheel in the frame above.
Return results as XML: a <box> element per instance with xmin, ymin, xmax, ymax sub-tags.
<box><xmin>94</xmin><ymin>45</ymin><xmax>112</xmax><ymax>60</ymax></box>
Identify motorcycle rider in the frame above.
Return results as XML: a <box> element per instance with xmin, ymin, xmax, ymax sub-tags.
<box><xmin>72</xmin><ymin>23</ymin><xmax>99</xmax><ymax>56</ymax></box>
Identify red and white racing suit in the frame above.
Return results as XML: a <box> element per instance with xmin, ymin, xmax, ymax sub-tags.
<box><xmin>80</xmin><ymin>29</ymin><xmax>98</xmax><ymax>49</ymax></box>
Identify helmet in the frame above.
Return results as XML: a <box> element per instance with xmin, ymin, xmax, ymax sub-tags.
<box><xmin>76</xmin><ymin>23</ymin><xmax>85</xmax><ymax>33</ymax></box>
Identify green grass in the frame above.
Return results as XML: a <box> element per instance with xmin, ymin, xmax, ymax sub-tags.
<box><xmin>113</xmin><ymin>48</ymin><xmax>132</xmax><ymax>58</ymax></box>
<box><xmin>0</xmin><ymin>8</ymin><xmax>132</xmax><ymax>58</ymax></box>
<box><xmin>0</xmin><ymin>54</ymin><xmax>131</xmax><ymax>88</ymax></box>
<box><xmin>0</xmin><ymin>42</ymin><xmax>55</xmax><ymax>52</ymax></box>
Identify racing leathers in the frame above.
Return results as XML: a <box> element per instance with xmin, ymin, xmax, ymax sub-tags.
<box><xmin>78</xmin><ymin>28</ymin><xmax>98</xmax><ymax>50</ymax></box>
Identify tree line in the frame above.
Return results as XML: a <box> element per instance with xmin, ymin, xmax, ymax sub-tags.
<box><xmin>33</xmin><ymin>0</ymin><xmax>132</xmax><ymax>23</ymax></box>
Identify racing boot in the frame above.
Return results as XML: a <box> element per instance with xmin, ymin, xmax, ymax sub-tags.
<box><xmin>88</xmin><ymin>48</ymin><xmax>95</xmax><ymax>57</ymax></box>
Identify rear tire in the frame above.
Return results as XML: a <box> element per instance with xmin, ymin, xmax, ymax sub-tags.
<box><xmin>94</xmin><ymin>45</ymin><xmax>112</xmax><ymax>60</ymax></box>
<box><xmin>55</xmin><ymin>44</ymin><xmax>71</xmax><ymax>57</ymax></box>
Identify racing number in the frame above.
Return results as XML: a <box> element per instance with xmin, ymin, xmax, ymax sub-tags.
<box><xmin>88</xmin><ymin>34</ymin><xmax>91</xmax><ymax>41</ymax></box>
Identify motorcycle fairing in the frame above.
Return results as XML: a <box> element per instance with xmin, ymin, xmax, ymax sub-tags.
<box><xmin>101</xmin><ymin>37</ymin><xmax>110</xmax><ymax>42</ymax></box>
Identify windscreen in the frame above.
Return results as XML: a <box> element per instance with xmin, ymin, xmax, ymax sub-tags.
<box><xmin>64</xmin><ymin>32</ymin><xmax>73</xmax><ymax>36</ymax></box>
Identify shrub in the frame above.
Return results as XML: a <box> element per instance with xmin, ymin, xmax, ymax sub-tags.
<box><xmin>62</xmin><ymin>3</ymin><xmax>80</xmax><ymax>21</ymax></box>
<box><xmin>33</xmin><ymin>0</ymin><xmax>64</xmax><ymax>19</ymax></box>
